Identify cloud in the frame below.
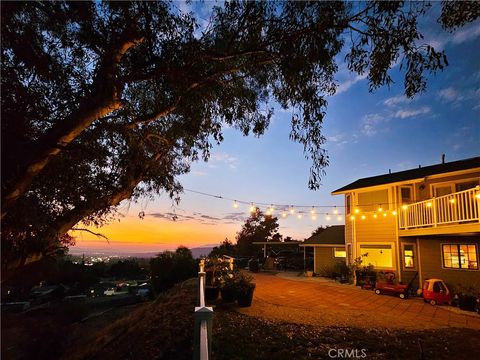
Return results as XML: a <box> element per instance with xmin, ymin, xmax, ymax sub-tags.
<box><xmin>438</xmin><ymin>87</ymin><xmax>459</xmax><ymax>102</ymax></box>
<box><xmin>336</xmin><ymin>73</ymin><xmax>368</xmax><ymax>95</ymax></box>
<box><xmin>383</xmin><ymin>95</ymin><xmax>411</xmax><ymax>107</ymax></box>
<box><xmin>393</xmin><ymin>106</ymin><xmax>430</xmax><ymax>119</ymax></box>
<box><xmin>210</xmin><ymin>152</ymin><xmax>238</xmax><ymax>170</ymax></box>
<box><xmin>452</xmin><ymin>24</ymin><xmax>480</xmax><ymax>45</ymax></box>
<box><xmin>360</xmin><ymin>113</ymin><xmax>386</xmax><ymax>136</ymax></box>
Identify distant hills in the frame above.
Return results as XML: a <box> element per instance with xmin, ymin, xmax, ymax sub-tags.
<box><xmin>69</xmin><ymin>245</ymin><xmax>215</xmax><ymax>259</ymax></box>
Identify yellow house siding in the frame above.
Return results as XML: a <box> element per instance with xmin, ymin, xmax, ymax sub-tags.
<box><xmin>355</xmin><ymin>216</ymin><xmax>397</xmax><ymax>243</ymax></box>
<box><xmin>314</xmin><ymin>247</ymin><xmax>345</xmax><ymax>275</ymax></box>
<box><xmin>417</xmin><ymin>237</ymin><xmax>480</xmax><ymax>290</ymax></box>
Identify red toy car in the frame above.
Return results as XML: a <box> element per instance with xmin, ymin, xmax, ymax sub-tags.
<box><xmin>422</xmin><ymin>279</ymin><xmax>452</xmax><ymax>306</ymax></box>
<box><xmin>374</xmin><ymin>272</ymin><xmax>417</xmax><ymax>299</ymax></box>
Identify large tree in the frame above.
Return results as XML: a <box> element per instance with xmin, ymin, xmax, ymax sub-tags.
<box><xmin>2</xmin><ymin>1</ymin><xmax>479</xmax><ymax>270</ymax></box>
<box><xmin>236</xmin><ymin>209</ymin><xmax>281</xmax><ymax>256</ymax></box>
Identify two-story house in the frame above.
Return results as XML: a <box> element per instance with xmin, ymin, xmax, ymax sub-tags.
<box><xmin>332</xmin><ymin>156</ymin><xmax>480</xmax><ymax>290</ymax></box>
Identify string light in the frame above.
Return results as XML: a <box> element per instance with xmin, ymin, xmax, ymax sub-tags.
<box><xmin>250</xmin><ymin>203</ymin><xmax>256</xmax><ymax>213</ymax></box>
<box><xmin>282</xmin><ymin>211</ymin><xmax>287</xmax><ymax>218</ymax></box>
<box><xmin>337</xmin><ymin>216</ymin><xmax>342</xmax><ymax>221</ymax></box>
<box><xmin>373</xmin><ymin>213</ymin><xmax>377</xmax><ymax>218</ymax></box>
<box><xmin>378</xmin><ymin>206</ymin><xmax>383</xmax><ymax>212</ymax></box>
<box><xmin>354</xmin><ymin>208</ymin><xmax>360</xmax><ymax>214</ymax></box>
<box><xmin>311</xmin><ymin>214</ymin><xmax>317</xmax><ymax>220</ymax></box>
<box><xmin>361</xmin><ymin>215</ymin><xmax>366</xmax><ymax>220</ymax></box>
<box><xmin>297</xmin><ymin>213</ymin><xmax>303</xmax><ymax>219</ymax></box>
<box><xmin>392</xmin><ymin>211</ymin><xmax>397</xmax><ymax>216</ymax></box>
<box><xmin>426</xmin><ymin>202</ymin><xmax>432</xmax><ymax>207</ymax></box>
<box><xmin>350</xmin><ymin>216</ymin><xmax>355</xmax><ymax>221</ymax></box>
<box><xmin>310</xmin><ymin>207</ymin><xmax>316</xmax><ymax>215</ymax></box>
<box><xmin>233</xmin><ymin>200</ymin><xmax>239</xmax><ymax>208</ymax></box>
<box><xmin>383</xmin><ymin>212</ymin><xmax>387</xmax><ymax>217</ymax></box>
<box><xmin>289</xmin><ymin>206</ymin><xmax>295</xmax><ymax>214</ymax></box>
<box><xmin>333</xmin><ymin>207</ymin><xmax>339</xmax><ymax>214</ymax></box>
<box><xmin>326</xmin><ymin>214</ymin><xmax>331</xmax><ymax>221</ymax></box>
<box><xmin>449</xmin><ymin>198</ymin><xmax>455</xmax><ymax>204</ymax></box>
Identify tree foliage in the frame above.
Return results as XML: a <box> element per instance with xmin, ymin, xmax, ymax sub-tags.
<box><xmin>209</xmin><ymin>238</ymin><xmax>237</xmax><ymax>257</ymax></box>
<box><xmin>236</xmin><ymin>209</ymin><xmax>280</xmax><ymax>256</ymax></box>
<box><xmin>149</xmin><ymin>246</ymin><xmax>197</xmax><ymax>293</ymax></box>
<box><xmin>1</xmin><ymin>1</ymin><xmax>478</xmax><ymax>269</ymax></box>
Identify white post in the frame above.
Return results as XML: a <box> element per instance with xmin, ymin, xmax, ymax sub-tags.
<box><xmin>263</xmin><ymin>244</ymin><xmax>267</xmax><ymax>258</ymax></box>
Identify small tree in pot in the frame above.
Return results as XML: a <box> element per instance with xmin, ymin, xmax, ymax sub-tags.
<box><xmin>233</xmin><ymin>272</ymin><xmax>256</xmax><ymax>307</ymax></box>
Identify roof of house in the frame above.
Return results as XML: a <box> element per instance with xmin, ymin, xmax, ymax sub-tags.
<box><xmin>302</xmin><ymin>225</ymin><xmax>345</xmax><ymax>246</ymax></box>
<box><xmin>332</xmin><ymin>156</ymin><xmax>480</xmax><ymax>194</ymax></box>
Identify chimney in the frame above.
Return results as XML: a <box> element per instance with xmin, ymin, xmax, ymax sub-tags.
<box><xmin>442</xmin><ymin>154</ymin><xmax>445</xmax><ymax>164</ymax></box>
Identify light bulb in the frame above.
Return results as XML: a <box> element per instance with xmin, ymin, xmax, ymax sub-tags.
<box><xmin>233</xmin><ymin>200</ymin><xmax>239</xmax><ymax>208</ymax></box>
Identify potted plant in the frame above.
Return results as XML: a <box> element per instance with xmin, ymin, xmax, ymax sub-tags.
<box><xmin>233</xmin><ymin>272</ymin><xmax>256</xmax><ymax>307</ymax></box>
<box><xmin>220</xmin><ymin>273</ymin><xmax>236</xmax><ymax>303</ymax></box>
<box><xmin>456</xmin><ymin>284</ymin><xmax>479</xmax><ymax>312</ymax></box>
<box><xmin>204</xmin><ymin>257</ymin><xmax>231</xmax><ymax>301</ymax></box>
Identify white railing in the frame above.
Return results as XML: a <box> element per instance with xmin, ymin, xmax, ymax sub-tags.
<box><xmin>194</xmin><ymin>259</ymin><xmax>213</xmax><ymax>360</ymax></box>
<box><xmin>399</xmin><ymin>187</ymin><xmax>480</xmax><ymax>230</ymax></box>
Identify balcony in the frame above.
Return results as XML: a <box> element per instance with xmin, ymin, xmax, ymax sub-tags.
<box><xmin>398</xmin><ymin>187</ymin><xmax>480</xmax><ymax>236</ymax></box>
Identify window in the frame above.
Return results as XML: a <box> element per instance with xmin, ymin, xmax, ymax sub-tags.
<box><xmin>442</xmin><ymin>244</ymin><xmax>478</xmax><ymax>270</ymax></box>
<box><xmin>334</xmin><ymin>247</ymin><xmax>346</xmax><ymax>258</ymax></box>
<box><xmin>456</xmin><ymin>181</ymin><xmax>478</xmax><ymax>192</ymax></box>
<box><xmin>434</xmin><ymin>185</ymin><xmax>453</xmax><ymax>197</ymax></box>
<box><xmin>357</xmin><ymin>190</ymin><xmax>389</xmax><ymax>212</ymax></box>
<box><xmin>346</xmin><ymin>194</ymin><xmax>351</xmax><ymax>214</ymax></box>
<box><xmin>400</xmin><ymin>186</ymin><xmax>413</xmax><ymax>204</ymax></box>
<box><xmin>360</xmin><ymin>245</ymin><xmax>393</xmax><ymax>268</ymax></box>
<box><xmin>404</xmin><ymin>245</ymin><xmax>414</xmax><ymax>269</ymax></box>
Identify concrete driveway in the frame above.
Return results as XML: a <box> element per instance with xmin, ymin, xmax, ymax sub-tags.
<box><xmin>238</xmin><ymin>272</ymin><xmax>480</xmax><ymax>330</ymax></box>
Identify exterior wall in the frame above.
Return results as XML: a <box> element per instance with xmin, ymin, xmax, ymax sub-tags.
<box><xmin>416</xmin><ymin>170</ymin><xmax>480</xmax><ymax>201</ymax></box>
<box><xmin>417</xmin><ymin>236</ymin><xmax>480</xmax><ymax>291</ymax></box>
<box><xmin>314</xmin><ymin>247</ymin><xmax>345</xmax><ymax>275</ymax></box>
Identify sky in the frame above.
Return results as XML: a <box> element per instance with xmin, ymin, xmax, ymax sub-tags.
<box><xmin>70</xmin><ymin>2</ymin><xmax>480</xmax><ymax>255</ymax></box>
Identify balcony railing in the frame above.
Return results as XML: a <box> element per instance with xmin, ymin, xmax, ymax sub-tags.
<box><xmin>398</xmin><ymin>187</ymin><xmax>480</xmax><ymax>230</ymax></box>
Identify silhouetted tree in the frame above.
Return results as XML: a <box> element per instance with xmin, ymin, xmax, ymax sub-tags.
<box><xmin>209</xmin><ymin>238</ymin><xmax>237</xmax><ymax>257</ymax></box>
<box><xmin>149</xmin><ymin>246</ymin><xmax>197</xmax><ymax>293</ymax></box>
<box><xmin>310</xmin><ymin>226</ymin><xmax>327</xmax><ymax>238</ymax></box>
<box><xmin>236</xmin><ymin>209</ymin><xmax>280</xmax><ymax>256</ymax></box>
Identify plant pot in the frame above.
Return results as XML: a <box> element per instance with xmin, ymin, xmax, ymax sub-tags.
<box><xmin>205</xmin><ymin>286</ymin><xmax>220</xmax><ymax>302</ymax></box>
<box><xmin>220</xmin><ymin>287</ymin><xmax>236</xmax><ymax>303</ymax></box>
<box><xmin>236</xmin><ymin>285</ymin><xmax>255</xmax><ymax>307</ymax></box>
<box><xmin>305</xmin><ymin>271</ymin><xmax>313</xmax><ymax>277</ymax></box>
<box><xmin>459</xmin><ymin>295</ymin><xmax>477</xmax><ymax>312</ymax></box>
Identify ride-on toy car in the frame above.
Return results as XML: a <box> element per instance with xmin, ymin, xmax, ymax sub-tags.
<box><xmin>422</xmin><ymin>279</ymin><xmax>452</xmax><ymax>306</ymax></box>
<box><xmin>374</xmin><ymin>272</ymin><xmax>417</xmax><ymax>299</ymax></box>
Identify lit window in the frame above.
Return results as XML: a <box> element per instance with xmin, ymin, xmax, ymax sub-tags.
<box><xmin>360</xmin><ymin>245</ymin><xmax>393</xmax><ymax>268</ymax></box>
<box><xmin>404</xmin><ymin>245</ymin><xmax>414</xmax><ymax>269</ymax></box>
<box><xmin>334</xmin><ymin>248</ymin><xmax>346</xmax><ymax>258</ymax></box>
<box><xmin>442</xmin><ymin>244</ymin><xmax>478</xmax><ymax>270</ymax></box>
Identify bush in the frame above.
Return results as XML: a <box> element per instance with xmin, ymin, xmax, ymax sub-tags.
<box><xmin>150</xmin><ymin>247</ymin><xmax>197</xmax><ymax>293</ymax></box>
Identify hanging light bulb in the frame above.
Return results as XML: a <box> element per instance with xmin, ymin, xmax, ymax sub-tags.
<box><xmin>310</xmin><ymin>207</ymin><xmax>316</xmax><ymax>215</ymax></box>
<box><xmin>250</xmin><ymin>203</ymin><xmax>256</xmax><ymax>213</ymax></box>
<box><xmin>383</xmin><ymin>212</ymin><xmax>387</xmax><ymax>217</ymax></box>
<box><xmin>311</xmin><ymin>214</ymin><xmax>317</xmax><ymax>220</ymax></box>
<box><xmin>402</xmin><ymin>204</ymin><xmax>408</xmax><ymax>210</ymax></box>
<box><xmin>333</xmin><ymin>207</ymin><xmax>339</xmax><ymax>214</ymax></box>
<box><xmin>289</xmin><ymin>206</ymin><xmax>295</xmax><ymax>214</ymax></box>
<box><xmin>392</xmin><ymin>211</ymin><xmax>397</xmax><ymax>216</ymax></box>
<box><xmin>233</xmin><ymin>200</ymin><xmax>239</xmax><ymax>208</ymax></box>
<box><xmin>378</xmin><ymin>205</ymin><xmax>383</xmax><ymax>212</ymax></box>
<box><xmin>337</xmin><ymin>215</ymin><xmax>342</xmax><ymax>221</ymax></box>
<box><xmin>373</xmin><ymin>213</ymin><xmax>377</xmax><ymax>219</ymax></box>
<box><xmin>354</xmin><ymin>208</ymin><xmax>360</xmax><ymax>214</ymax></box>
<box><xmin>350</xmin><ymin>216</ymin><xmax>355</xmax><ymax>221</ymax></box>
<box><xmin>361</xmin><ymin>215</ymin><xmax>366</xmax><ymax>220</ymax></box>
<box><xmin>297</xmin><ymin>213</ymin><xmax>303</xmax><ymax>219</ymax></box>
<box><xmin>326</xmin><ymin>214</ymin><xmax>331</xmax><ymax>221</ymax></box>
<box><xmin>282</xmin><ymin>211</ymin><xmax>287</xmax><ymax>218</ymax></box>
<box><xmin>426</xmin><ymin>202</ymin><xmax>432</xmax><ymax>207</ymax></box>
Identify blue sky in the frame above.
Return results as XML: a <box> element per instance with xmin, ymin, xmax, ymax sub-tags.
<box><xmin>71</xmin><ymin>2</ymin><xmax>480</xmax><ymax>254</ymax></box>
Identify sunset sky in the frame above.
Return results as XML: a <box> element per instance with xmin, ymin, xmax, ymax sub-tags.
<box><xmin>71</xmin><ymin>2</ymin><xmax>480</xmax><ymax>255</ymax></box>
